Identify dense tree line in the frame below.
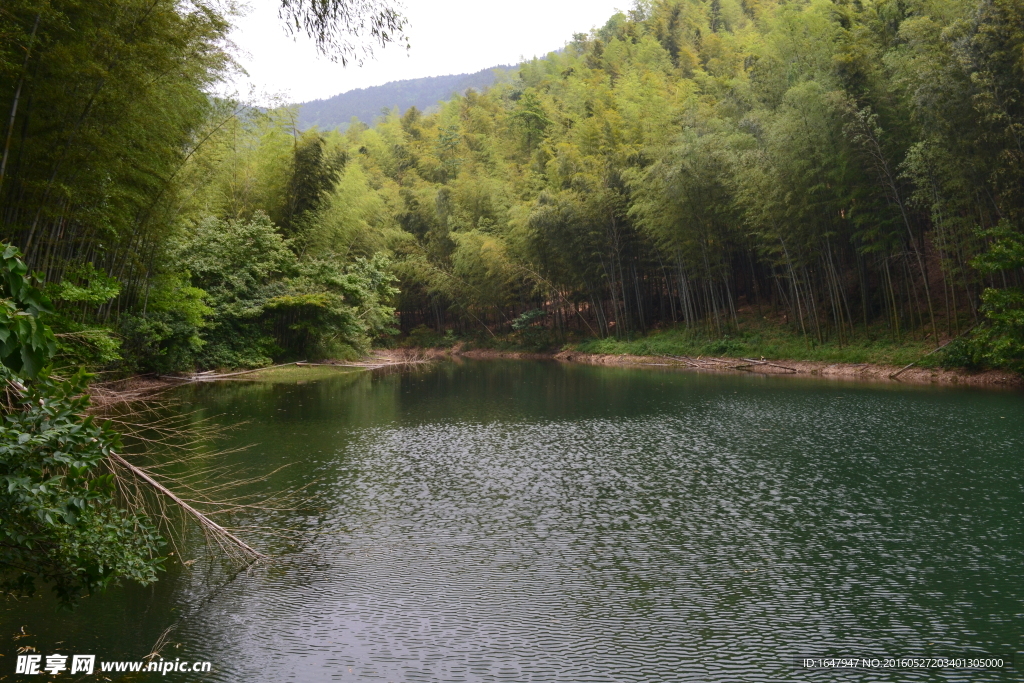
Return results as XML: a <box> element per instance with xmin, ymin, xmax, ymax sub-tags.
<box><xmin>2</xmin><ymin>0</ymin><xmax>1024</xmax><ymax>376</ymax></box>
<box><xmin>0</xmin><ymin>0</ymin><xmax>398</xmax><ymax>373</ymax></box>
<box><xmin>323</xmin><ymin>0</ymin><xmax>1021</xmax><ymax>368</ymax></box>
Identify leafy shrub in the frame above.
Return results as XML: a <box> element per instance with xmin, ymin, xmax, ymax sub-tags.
<box><xmin>173</xmin><ymin>213</ymin><xmax>398</xmax><ymax>367</ymax></box>
<box><xmin>1</xmin><ymin>368</ymin><xmax>165</xmax><ymax>606</ymax></box>
<box><xmin>118</xmin><ymin>311</ymin><xmax>201</xmax><ymax>374</ymax></box>
<box><xmin>511</xmin><ymin>308</ymin><xmax>546</xmax><ymax>330</ymax></box>
<box><xmin>0</xmin><ymin>245</ymin><xmax>56</xmax><ymax>378</ymax></box>
<box><xmin>39</xmin><ymin>262</ymin><xmax>124</xmax><ymax>371</ymax></box>
<box><xmin>938</xmin><ymin>338</ymin><xmax>984</xmax><ymax>370</ymax></box>
<box><xmin>112</xmin><ymin>270</ymin><xmax>212</xmax><ymax>373</ymax></box>
<box><xmin>404</xmin><ymin>324</ymin><xmax>444</xmax><ymax>347</ymax></box>
<box><xmin>266</xmin><ymin>255</ymin><xmax>399</xmax><ymax>360</ymax></box>
<box><xmin>1</xmin><ymin>244</ymin><xmax>165</xmax><ymax>607</ymax></box>
<box><xmin>941</xmin><ymin>221</ymin><xmax>1024</xmax><ymax>372</ymax></box>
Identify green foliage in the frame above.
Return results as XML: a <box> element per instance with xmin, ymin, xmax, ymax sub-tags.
<box><xmin>509</xmin><ymin>309</ymin><xmax>558</xmax><ymax>350</ymax></box>
<box><xmin>0</xmin><ymin>0</ymin><xmax>421</xmax><ymax>615</ymax></box>
<box><xmin>43</xmin><ymin>263</ymin><xmax>124</xmax><ymax>371</ymax></box>
<box><xmin>403</xmin><ymin>324</ymin><xmax>445</xmax><ymax>348</ymax></box>
<box><xmin>0</xmin><ymin>245</ymin><xmax>164</xmax><ymax>607</ymax></box>
<box><xmin>283</xmin><ymin>130</ymin><xmax>347</xmax><ymax>236</ymax></box>
<box><xmin>953</xmin><ymin>221</ymin><xmax>1024</xmax><ymax>370</ymax></box>
<box><xmin>0</xmin><ymin>0</ymin><xmax>231</xmax><ymax>298</ymax></box>
<box><xmin>159</xmin><ymin>213</ymin><xmax>399</xmax><ymax>367</ymax></box>
<box><xmin>0</xmin><ymin>368</ymin><xmax>165</xmax><ymax>607</ymax></box>
<box><xmin>265</xmin><ymin>255</ymin><xmax>399</xmax><ymax>360</ymax></box>
<box><xmin>173</xmin><ymin>212</ymin><xmax>294</xmax><ymax>368</ymax></box>
<box><xmin>180</xmin><ymin>212</ymin><xmax>296</xmax><ymax>315</ymax></box>
<box><xmin>6</xmin><ymin>0</ymin><xmax>1024</xmax><ymax>373</ymax></box>
<box><xmin>50</xmin><ymin>326</ymin><xmax>123</xmax><ymax>372</ymax></box>
<box><xmin>45</xmin><ymin>263</ymin><xmax>121</xmax><ymax>306</ymax></box>
<box><xmin>973</xmin><ymin>222</ymin><xmax>1024</xmax><ymax>274</ymax></box>
<box><xmin>117</xmin><ymin>272</ymin><xmax>212</xmax><ymax>374</ymax></box>
<box><xmin>311</xmin><ymin>0</ymin><xmax>1017</xmax><ymax>368</ymax></box>
<box><xmin>938</xmin><ymin>338</ymin><xmax>984</xmax><ymax>371</ymax></box>
<box><xmin>0</xmin><ymin>245</ymin><xmax>56</xmax><ymax>378</ymax></box>
<box><xmin>511</xmin><ymin>309</ymin><xmax>546</xmax><ymax>331</ymax></box>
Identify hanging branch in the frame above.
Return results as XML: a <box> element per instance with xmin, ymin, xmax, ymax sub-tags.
<box><xmin>107</xmin><ymin>451</ymin><xmax>267</xmax><ymax>563</ymax></box>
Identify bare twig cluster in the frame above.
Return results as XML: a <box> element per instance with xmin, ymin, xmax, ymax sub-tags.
<box><xmin>107</xmin><ymin>451</ymin><xmax>266</xmax><ymax>563</ymax></box>
<box><xmin>89</xmin><ymin>383</ymin><xmax>323</xmax><ymax>570</ymax></box>
<box><xmin>659</xmin><ymin>354</ymin><xmax>798</xmax><ymax>374</ymax></box>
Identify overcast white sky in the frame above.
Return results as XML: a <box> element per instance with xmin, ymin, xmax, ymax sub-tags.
<box><xmin>226</xmin><ymin>0</ymin><xmax>626</xmax><ymax>104</ymax></box>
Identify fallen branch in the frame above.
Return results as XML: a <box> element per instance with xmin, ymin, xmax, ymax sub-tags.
<box><xmin>159</xmin><ymin>357</ymin><xmax>428</xmax><ymax>382</ymax></box>
<box><xmin>740</xmin><ymin>358</ymin><xmax>798</xmax><ymax>373</ymax></box>
<box><xmin>295</xmin><ymin>361</ymin><xmax>386</xmax><ymax>368</ymax></box>
<box><xmin>659</xmin><ymin>353</ymin><xmax>797</xmax><ymax>373</ymax></box>
<box><xmin>108</xmin><ymin>451</ymin><xmax>267</xmax><ymax>563</ymax></box>
<box><xmin>658</xmin><ymin>354</ymin><xmax>702</xmax><ymax>367</ymax></box>
<box><xmin>890</xmin><ymin>324</ymin><xmax>980</xmax><ymax>379</ymax></box>
<box><xmin>182</xmin><ymin>362</ymin><xmax>306</xmax><ymax>381</ymax></box>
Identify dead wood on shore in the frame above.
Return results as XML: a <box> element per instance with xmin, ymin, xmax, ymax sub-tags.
<box><xmin>658</xmin><ymin>354</ymin><xmax>797</xmax><ymax>374</ymax></box>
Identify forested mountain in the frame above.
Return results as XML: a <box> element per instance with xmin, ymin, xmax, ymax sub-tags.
<box><xmin>297</xmin><ymin>66</ymin><xmax>515</xmax><ymax>130</ymax></box>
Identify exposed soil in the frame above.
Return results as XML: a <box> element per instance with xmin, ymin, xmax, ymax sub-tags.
<box><xmin>376</xmin><ymin>347</ymin><xmax>1023</xmax><ymax>389</ymax></box>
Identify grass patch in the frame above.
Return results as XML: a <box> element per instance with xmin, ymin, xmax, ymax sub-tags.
<box><xmin>234</xmin><ymin>364</ymin><xmax>369</xmax><ymax>383</ymax></box>
<box><xmin>573</xmin><ymin>323</ymin><xmax>938</xmax><ymax>367</ymax></box>
<box><xmin>396</xmin><ymin>318</ymin><xmax>962</xmax><ymax>368</ymax></box>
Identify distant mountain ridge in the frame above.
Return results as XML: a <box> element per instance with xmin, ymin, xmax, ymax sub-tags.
<box><xmin>298</xmin><ymin>66</ymin><xmax>515</xmax><ymax>131</ymax></box>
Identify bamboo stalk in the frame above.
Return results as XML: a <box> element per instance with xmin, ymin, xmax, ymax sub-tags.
<box><xmin>0</xmin><ymin>13</ymin><xmax>41</xmax><ymax>194</ymax></box>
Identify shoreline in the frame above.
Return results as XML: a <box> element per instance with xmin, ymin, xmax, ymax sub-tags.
<box><xmin>376</xmin><ymin>347</ymin><xmax>1023</xmax><ymax>389</ymax></box>
<box><xmin>87</xmin><ymin>348</ymin><xmax>1022</xmax><ymax>407</ymax></box>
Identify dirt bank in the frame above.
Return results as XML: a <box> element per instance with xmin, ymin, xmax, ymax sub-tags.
<box><xmin>376</xmin><ymin>347</ymin><xmax>1022</xmax><ymax>388</ymax></box>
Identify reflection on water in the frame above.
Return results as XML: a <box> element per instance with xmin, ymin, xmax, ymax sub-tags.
<box><xmin>3</xmin><ymin>362</ymin><xmax>1023</xmax><ymax>681</ymax></box>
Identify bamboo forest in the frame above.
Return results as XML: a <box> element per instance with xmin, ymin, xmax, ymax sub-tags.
<box><xmin>2</xmin><ymin>0</ymin><xmax>1024</xmax><ymax>376</ymax></box>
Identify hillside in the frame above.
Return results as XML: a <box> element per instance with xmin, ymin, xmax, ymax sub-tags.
<box><xmin>297</xmin><ymin>66</ymin><xmax>515</xmax><ymax>130</ymax></box>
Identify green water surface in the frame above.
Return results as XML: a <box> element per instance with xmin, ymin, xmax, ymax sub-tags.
<box><xmin>2</xmin><ymin>361</ymin><xmax>1022</xmax><ymax>681</ymax></box>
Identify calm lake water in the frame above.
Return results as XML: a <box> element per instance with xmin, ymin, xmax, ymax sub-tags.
<box><xmin>3</xmin><ymin>361</ymin><xmax>1023</xmax><ymax>682</ymax></box>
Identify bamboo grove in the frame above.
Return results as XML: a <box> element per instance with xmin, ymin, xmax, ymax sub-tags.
<box><xmin>2</xmin><ymin>0</ymin><xmax>1024</xmax><ymax>373</ymax></box>
<box><xmin>339</xmin><ymin>0</ymin><xmax>1024</xmax><ymax>357</ymax></box>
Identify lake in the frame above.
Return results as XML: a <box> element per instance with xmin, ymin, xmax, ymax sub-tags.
<box><xmin>2</xmin><ymin>361</ymin><xmax>1022</xmax><ymax>681</ymax></box>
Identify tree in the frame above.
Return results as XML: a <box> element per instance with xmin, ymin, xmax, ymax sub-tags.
<box><xmin>958</xmin><ymin>222</ymin><xmax>1024</xmax><ymax>370</ymax></box>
